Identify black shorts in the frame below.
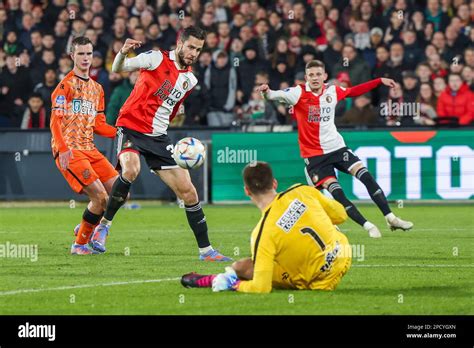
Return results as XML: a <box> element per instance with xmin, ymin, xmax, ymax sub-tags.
<box><xmin>116</xmin><ymin>127</ymin><xmax>179</xmax><ymax>171</ymax></box>
<box><xmin>304</xmin><ymin>147</ymin><xmax>362</xmax><ymax>187</ymax></box>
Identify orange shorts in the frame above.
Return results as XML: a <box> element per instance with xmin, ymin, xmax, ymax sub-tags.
<box><xmin>55</xmin><ymin>149</ymin><xmax>118</xmax><ymax>194</ymax></box>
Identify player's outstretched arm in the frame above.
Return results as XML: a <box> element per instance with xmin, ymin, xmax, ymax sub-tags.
<box><xmin>112</xmin><ymin>39</ymin><xmax>162</xmax><ymax>73</ymax></box>
<box><xmin>344</xmin><ymin>77</ymin><xmax>396</xmax><ymax>98</ymax></box>
<box><xmin>257</xmin><ymin>84</ymin><xmax>302</xmax><ymax>106</ymax></box>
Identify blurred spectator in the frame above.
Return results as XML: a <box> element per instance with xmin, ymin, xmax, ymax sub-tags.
<box><xmin>31</xmin><ymin>48</ymin><xmax>57</xmax><ymax>86</ymax></box>
<box><xmin>20</xmin><ymin>93</ymin><xmax>47</xmax><ymax>129</ymax></box>
<box><xmin>33</xmin><ymin>68</ymin><xmax>58</xmax><ymax>118</ymax></box>
<box><xmin>416</xmin><ymin>63</ymin><xmax>433</xmax><ymax>84</ymax></box>
<box><xmin>334</xmin><ymin>72</ymin><xmax>352</xmax><ymax>118</ymax></box>
<box><xmin>401</xmin><ymin>70</ymin><xmax>419</xmax><ymax>104</ymax></box>
<box><xmin>269</xmin><ymin>59</ymin><xmax>293</xmax><ymax>90</ymax></box>
<box><xmin>437</xmin><ymin>73</ymin><xmax>474</xmax><ymax>125</ymax></box>
<box><xmin>237</xmin><ymin>40</ymin><xmax>267</xmax><ymax>103</ymax></box>
<box><xmin>57</xmin><ymin>54</ymin><xmax>73</xmax><ymax>80</ymax></box>
<box><xmin>217</xmin><ymin>21</ymin><xmax>232</xmax><ymax>52</ymax></box>
<box><xmin>106</xmin><ymin>71</ymin><xmax>139</xmax><ymax>125</ymax></box>
<box><xmin>425</xmin><ymin>0</ymin><xmax>450</xmax><ymax>32</ymax></box>
<box><xmin>402</xmin><ymin>29</ymin><xmax>423</xmax><ymax>71</ymax></box>
<box><xmin>254</xmin><ymin>18</ymin><xmax>275</xmax><ymax>60</ymax></box>
<box><xmin>240</xmin><ymin>85</ymin><xmax>277</xmax><ymax>124</ymax></box>
<box><xmin>204</xmin><ymin>50</ymin><xmax>237</xmax><ymax>126</ymax></box>
<box><xmin>0</xmin><ymin>55</ymin><xmax>32</xmax><ymax>126</ymax></box>
<box><xmin>416</xmin><ymin>82</ymin><xmax>437</xmax><ymax>126</ymax></box>
<box><xmin>338</xmin><ymin>94</ymin><xmax>379</xmax><ymax>127</ymax></box>
<box><xmin>89</xmin><ymin>51</ymin><xmax>110</xmax><ymax>101</ymax></box>
<box><xmin>433</xmin><ymin>76</ymin><xmax>447</xmax><ymax>98</ymax></box>
<box><xmin>3</xmin><ymin>30</ymin><xmax>24</xmax><ymax>56</ymax></box>
<box><xmin>333</xmin><ymin>44</ymin><xmax>370</xmax><ymax>85</ymax></box>
<box><xmin>428</xmin><ymin>53</ymin><xmax>448</xmax><ymax>79</ymax></box>
<box><xmin>461</xmin><ymin>66</ymin><xmax>474</xmax><ymax>91</ymax></box>
<box><xmin>270</xmin><ymin>39</ymin><xmax>296</xmax><ymax>71</ymax></box>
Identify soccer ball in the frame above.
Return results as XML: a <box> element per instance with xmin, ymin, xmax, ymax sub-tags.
<box><xmin>173</xmin><ymin>137</ymin><xmax>206</xmax><ymax>169</ymax></box>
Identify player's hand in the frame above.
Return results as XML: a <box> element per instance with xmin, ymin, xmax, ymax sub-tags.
<box><xmin>59</xmin><ymin>149</ymin><xmax>74</xmax><ymax>170</ymax></box>
<box><xmin>120</xmin><ymin>39</ymin><xmax>142</xmax><ymax>55</ymax></box>
<box><xmin>212</xmin><ymin>268</ymin><xmax>240</xmax><ymax>292</ymax></box>
<box><xmin>257</xmin><ymin>84</ymin><xmax>270</xmax><ymax>94</ymax></box>
<box><xmin>381</xmin><ymin>78</ymin><xmax>396</xmax><ymax>88</ymax></box>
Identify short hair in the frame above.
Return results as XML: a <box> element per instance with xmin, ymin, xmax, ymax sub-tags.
<box><xmin>448</xmin><ymin>72</ymin><xmax>462</xmax><ymax>79</ymax></box>
<box><xmin>243</xmin><ymin>161</ymin><xmax>274</xmax><ymax>195</ymax></box>
<box><xmin>29</xmin><ymin>92</ymin><xmax>43</xmax><ymax>100</ymax></box>
<box><xmin>70</xmin><ymin>36</ymin><xmax>93</xmax><ymax>53</ymax></box>
<box><xmin>179</xmin><ymin>26</ymin><xmax>206</xmax><ymax>42</ymax></box>
<box><xmin>305</xmin><ymin>60</ymin><xmax>325</xmax><ymax>71</ymax></box>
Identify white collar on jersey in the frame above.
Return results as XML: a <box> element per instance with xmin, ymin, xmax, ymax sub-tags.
<box><xmin>305</xmin><ymin>82</ymin><xmax>327</xmax><ymax>95</ymax></box>
<box><xmin>169</xmin><ymin>50</ymin><xmax>177</xmax><ymax>61</ymax></box>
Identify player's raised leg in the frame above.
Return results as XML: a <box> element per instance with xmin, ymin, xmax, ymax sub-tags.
<box><xmin>349</xmin><ymin>163</ymin><xmax>413</xmax><ymax>231</ymax></box>
<box><xmin>155</xmin><ymin>167</ymin><xmax>231</xmax><ymax>261</ymax></box>
<box><xmin>91</xmin><ymin>151</ymin><xmax>138</xmax><ymax>252</ymax></box>
<box><xmin>321</xmin><ymin>177</ymin><xmax>382</xmax><ymax>238</ymax></box>
<box><xmin>71</xmin><ymin>179</ymin><xmax>109</xmax><ymax>255</ymax></box>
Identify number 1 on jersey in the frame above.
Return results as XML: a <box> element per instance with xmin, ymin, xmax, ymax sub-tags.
<box><xmin>300</xmin><ymin>227</ymin><xmax>326</xmax><ymax>250</ymax></box>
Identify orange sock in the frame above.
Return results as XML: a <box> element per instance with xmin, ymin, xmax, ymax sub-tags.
<box><xmin>75</xmin><ymin>220</ymin><xmax>96</xmax><ymax>245</ymax></box>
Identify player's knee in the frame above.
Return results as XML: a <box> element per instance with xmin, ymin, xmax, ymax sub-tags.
<box><xmin>179</xmin><ymin>184</ymin><xmax>198</xmax><ymax>204</ymax></box>
<box><xmin>322</xmin><ymin>178</ymin><xmax>338</xmax><ymax>190</ymax></box>
<box><xmin>122</xmin><ymin>166</ymin><xmax>140</xmax><ymax>182</ymax></box>
<box><xmin>91</xmin><ymin>191</ymin><xmax>108</xmax><ymax>211</ymax></box>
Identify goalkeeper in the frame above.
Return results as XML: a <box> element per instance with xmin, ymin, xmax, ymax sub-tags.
<box><xmin>181</xmin><ymin>161</ymin><xmax>352</xmax><ymax>293</ymax></box>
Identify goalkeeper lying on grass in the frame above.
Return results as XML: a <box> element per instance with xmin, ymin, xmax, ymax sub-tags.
<box><xmin>181</xmin><ymin>161</ymin><xmax>352</xmax><ymax>293</ymax></box>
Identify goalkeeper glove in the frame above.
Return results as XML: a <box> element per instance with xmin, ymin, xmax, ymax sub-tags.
<box><xmin>212</xmin><ymin>267</ymin><xmax>240</xmax><ymax>292</ymax></box>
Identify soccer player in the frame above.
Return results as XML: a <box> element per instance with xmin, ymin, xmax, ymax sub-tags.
<box><xmin>257</xmin><ymin>60</ymin><xmax>413</xmax><ymax>238</ymax></box>
<box><xmin>50</xmin><ymin>36</ymin><xmax>119</xmax><ymax>255</ymax></box>
<box><xmin>91</xmin><ymin>26</ymin><xmax>231</xmax><ymax>261</ymax></box>
<box><xmin>181</xmin><ymin>161</ymin><xmax>351</xmax><ymax>293</ymax></box>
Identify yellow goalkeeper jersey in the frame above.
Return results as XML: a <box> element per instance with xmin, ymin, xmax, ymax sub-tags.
<box><xmin>237</xmin><ymin>184</ymin><xmax>350</xmax><ymax>293</ymax></box>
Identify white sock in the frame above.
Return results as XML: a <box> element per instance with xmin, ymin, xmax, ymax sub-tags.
<box><xmin>385</xmin><ymin>212</ymin><xmax>396</xmax><ymax>221</ymax></box>
<box><xmin>199</xmin><ymin>246</ymin><xmax>213</xmax><ymax>255</ymax></box>
<box><xmin>363</xmin><ymin>221</ymin><xmax>375</xmax><ymax>231</ymax></box>
<box><xmin>100</xmin><ymin>218</ymin><xmax>112</xmax><ymax>226</ymax></box>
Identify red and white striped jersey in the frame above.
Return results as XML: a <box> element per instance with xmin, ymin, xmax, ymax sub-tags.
<box><xmin>267</xmin><ymin>83</ymin><xmax>352</xmax><ymax>158</ymax></box>
<box><xmin>116</xmin><ymin>49</ymin><xmax>197</xmax><ymax>136</ymax></box>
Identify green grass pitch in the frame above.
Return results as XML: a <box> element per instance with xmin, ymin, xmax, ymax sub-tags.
<box><xmin>0</xmin><ymin>203</ymin><xmax>472</xmax><ymax>315</ymax></box>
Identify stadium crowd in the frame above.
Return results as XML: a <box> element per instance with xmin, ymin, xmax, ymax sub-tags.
<box><xmin>0</xmin><ymin>0</ymin><xmax>473</xmax><ymax>129</ymax></box>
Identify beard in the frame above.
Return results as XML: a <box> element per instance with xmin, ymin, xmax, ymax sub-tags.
<box><xmin>177</xmin><ymin>49</ymin><xmax>193</xmax><ymax>68</ymax></box>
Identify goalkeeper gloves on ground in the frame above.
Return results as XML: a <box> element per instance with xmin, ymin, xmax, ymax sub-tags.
<box><xmin>212</xmin><ymin>267</ymin><xmax>240</xmax><ymax>292</ymax></box>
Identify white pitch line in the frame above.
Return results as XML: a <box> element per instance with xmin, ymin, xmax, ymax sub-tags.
<box><xmin>352</xmin><ymin>264</ymin><xmax>474</xmax><ymax>268</ymax></box>
<box><xmin>0</xmin><ymin>277</ymin><xmax>180</xmax><ymax>297</ymax></box>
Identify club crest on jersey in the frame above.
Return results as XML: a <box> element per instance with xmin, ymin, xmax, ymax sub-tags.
<box><xmin>182</xmin><ymin>80</ymin><xmax>189</xmax><ymax>90</ymax></box>
<box><xmin>326</xmin><ymin>95</ymin><xmax>332</xmax><ymax>103</ymax></box>
<box><xmin>123</xmin><ymin>140</ymin><xmax>133</xmax><ymax>149</ymax></box>
<box><xmin>55</xmin><ymin>95</ymin><xmax>65</xmax><ymax>105</ymax></box>
<box><xmin>82</xmin><ymin>169</ymin><xmax>91</xmax><ymax>180</ymax></box>
<box><xmin>72</xmin><ymin>99</ymin><xmax>94</xmax><ymax>115</ymax></box>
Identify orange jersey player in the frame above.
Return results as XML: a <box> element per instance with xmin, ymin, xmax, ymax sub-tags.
<box><xmin>50</xmin><ymin>36</ymin><xmax>120</xmax><ymax>255</ymax></box>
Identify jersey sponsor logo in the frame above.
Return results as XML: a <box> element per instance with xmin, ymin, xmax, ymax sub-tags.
<box><xmin>276</xmin><ymin>199</ymin><xmax>307</xmax><ymax>233</ymax></box>
<box><xmin>153</xmin><ymin>79</ymin><xmax>182</xmax><ymax>106</ymax></box>
<box><xmin>320</xmin><ymin>241</ymin><xmax>340</xmax><ymax>272</ymax></box>
<box><xmin>72</xmin><ymin>99</ymin><xmax>95</xmax><ymax>115</ymax></box>
<box><xmin>308</xmin><ymin>105</ymin><xmax>332</xmax><ymax>123</ymax></box>
<box><xmin>55</xmin><ymin>95</ymin><xmax>65</xmax><ymax>105</ymax></box>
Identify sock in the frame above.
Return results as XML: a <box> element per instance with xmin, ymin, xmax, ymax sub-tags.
<box><xmin>199</xmin><ymin>246</ymin><xmax>213</xmax><ymax>255</ymax></box>
<box><xmin>385</xmin><ymin>212</ymin><xmax>396</xmax><ymax>221</ymax></box>
<box><xmin>327</xmin><ymin>182</ymin><xmax>367</xmax><ymax>226</ymax></box>
<box><xmin>185</xmin><ymin>202</ymin><xmax>211</xmax><ymax>249</ymax></box>
<box><xmin>103</xmin><ymin>174</ymin><xmax>132</xmax><ymax>222</ymax></box>
<box><xmin>196</xmin><ymin>275</ymin><xmax>216</xmax><ymax>288</ymax></box>
<box><xmin>363</xmin><ymin>221</ymin><xmax>375</xmax><ymax>231</ymax></box>
<box><xmin>75</xmin><ymin>209</ymin><xmax>102</xmax><ymax>245</ymax></box>
<box><xmin>355</xmin><ymin>168</ymin><xmax>392</xmax><ymax>216</ymax></box>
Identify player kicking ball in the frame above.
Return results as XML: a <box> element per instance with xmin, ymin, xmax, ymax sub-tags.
<box><xmin>257</xmin><ymin>59</ymin><xmax>413</xmax><ymax>238</ymax></box>
<box><xmin>90</xmin><ymin>26</ymin><xmax>231</xmax><ymax>261</ymax></box>
<box><xmin>50</xmin><ymin>37</ymin><xmax>119</xmax><ymax>254</ymax></box>
<box><xmin>181</xmin><ymin>162</ymin><xmax>351</xmax><ymax>293</ymax></box>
